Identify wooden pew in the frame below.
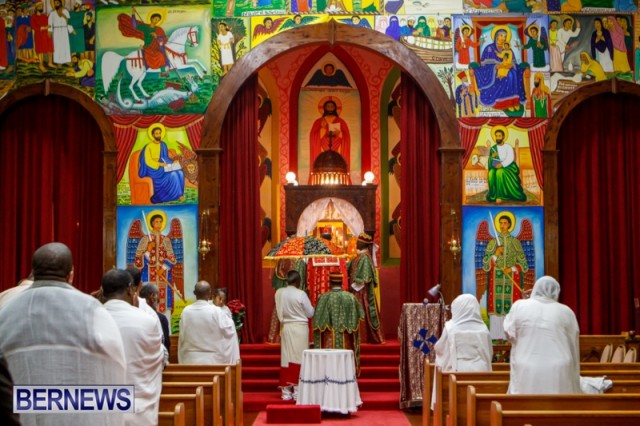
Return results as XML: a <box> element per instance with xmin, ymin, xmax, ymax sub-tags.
<box><xmin>433</xmin><ymin>369</ymin><xmax>640</xmax><ymax>426</ymax></box>
<box><xmin>448</xmin><ymin>376</ymin><xmax>640</xmax><ymax>426</ymax></box>
<box><xmin>162</xmin><ymin>376</ymin><xmax>222</xmax><ymax>426</ymax></box>
<box><xmin>163</xmin><ymin>365</ymin><xmax>241</xmax><ymax>426</ymax></box>
<box><xmin>159</xmin><ymin>387</ymin><xmax>204</xmax><ymax>426</ymax></box>
<box><xmin>490</xmin><ymin>401</ymin><xmax>640</xmax><ymax>426</ymax></box>
<box><xmin>468</xmin><ymin>387</ymin><xmax>640</xmax><ymax>426</ymax></box>
<box><xmin>159</xmin><ymin>402</ymin><xmax>186</xmax><ymax>426</ymax></box>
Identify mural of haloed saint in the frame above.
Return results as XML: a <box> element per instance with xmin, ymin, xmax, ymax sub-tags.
<box><xmin>117</xmin><ymin>204</ymin><xmax>198</xmax><ymax>315</ymax></box>
<box><xmin>462</xmin><ymin>206</ymin><xmax>544</xmax><ymax>340</ymax></box>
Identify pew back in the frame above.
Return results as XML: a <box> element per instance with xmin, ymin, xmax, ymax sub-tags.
<box><xmin>490</xmin><ymin>401</ymin><xmax>640</xmax><ymax>426</ymax></box>
<box><xmin>158</xmin><ymin>402</ymin><xmax>186</xmax><ymax>426</ymax></box>
<box><xmin>159</xmin><ymin>387</ymin><xmax>204</xmax><ymax>426</ymax></box>
<box><xmin>162</xmin><ymin>378</ymin><xmax>222</xmax><ymax>426</ymax></box>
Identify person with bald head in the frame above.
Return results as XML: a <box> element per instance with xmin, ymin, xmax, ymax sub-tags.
<box><xmin>178</xmin><ymin>280</ymin><xmax>239</xmax><ymax>364</ymax></box>
<box><xmin>0</xmin><ymin>243</ymin><xmax>127</xmax><ymax>426</ymax></box>
<box><xmin>503</xmin><ymin>276</ymin><xmax>580</xmax><ymax>394</ymax></box>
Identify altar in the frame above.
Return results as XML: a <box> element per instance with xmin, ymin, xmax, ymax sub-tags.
<box><xmin>398</xmin><ymin>303</ymin><xmax>447</xmax><ymax>408</ymax></box>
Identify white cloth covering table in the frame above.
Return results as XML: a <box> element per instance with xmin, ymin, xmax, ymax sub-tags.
<box><xmin>296</xmin><ymin>349</ymin><xmax>362</xmax><ymax>413</ymax></box>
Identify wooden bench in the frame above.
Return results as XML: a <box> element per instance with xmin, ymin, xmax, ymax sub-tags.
<box><xmin>468</xmin><ymin>387</ymin><xmax>640</xmax><ymax>426</ymax></box>
<box><xmin>162</xmin><ymin>377</ymin><xmax>222</xmax><ymax>426</ymax></box>
<box><xmin>490</xmin><ymin>401</ymin><xmax>640</xmax><ymax>426</ymax></box>
<box><xmin>159</xmin><ymin>387</ymin><xmax>204</xmax><ymax>426</ymax></box>
<box><xmin>163</xmin><ymin>364</ymin><xmax>242</xmax><ymax>426</ymax></box>
<box><xmin>432</xmin><ymin>368</ymin><xmax>640</xmax><ymax>426</ymax></box>
<box><xmin>448</xmin><ymin>376</ymin><xmax>640</xmax><ymax>426</ymax></box>
<box><xmin>159</xmin><ymin>402</ymin><xmax>186</xmax><ymax>426</ymax></box>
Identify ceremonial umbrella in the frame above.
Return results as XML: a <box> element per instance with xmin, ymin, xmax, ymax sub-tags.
<box><xmin>264</xmin><ymin>236</ymin><xmax>345</xmax><ymax>259</ymax></box>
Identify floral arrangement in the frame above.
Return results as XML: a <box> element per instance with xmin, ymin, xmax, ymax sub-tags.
<box><xmin>228</xmin><ymin>299</ymin><xmax>246</xmax><ymax>342</ymax></box>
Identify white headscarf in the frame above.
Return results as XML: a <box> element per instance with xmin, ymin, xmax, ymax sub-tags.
<box><xmin>447</xmin><ymin>293</ymin><xmax>485</xmax><ymax>330</ymax></box>
<box><xmin>530</xmin><ymin>275</ymin><xmax>561</xmax><ymax>302</ymax></box>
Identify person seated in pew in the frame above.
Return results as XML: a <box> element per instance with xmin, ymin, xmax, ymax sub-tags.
<box><xmin>102</xmin><ymin>269</ymin><xmax>164</xmax><ymax>426</ymax></box>
<box><xmin>432</xmin><ymin>293</ymin><xmax>493</xmax><ymax>408</ymax></box>
<box><xmin>504</xmin><ymin>275</ymin><xmax>581</xmax><ymax>394</ymax></box>
<box><xmin>178</xmin><ymin>281</ymin><xmax>240</xmax><ymax>364</ymax></box>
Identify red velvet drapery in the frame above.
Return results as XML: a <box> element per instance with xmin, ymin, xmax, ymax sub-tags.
<box><xmin>399</xmin><ymin>74</ymin><xmax>441</xmax><ymax>304</ymax></box>
<box><xmin>219</xmin><ymin>75</ymin><xmax>262</xmax><ymax>343</ymax></box>
<box><xmin>558</xmin><ymin>93</ymin><xmax>640</xmax><ymax>334</ymax></box>
<box><xmin>0</xmin><ymin>96</ymin><xmax>104</xmax><ymax>293</ymax></box>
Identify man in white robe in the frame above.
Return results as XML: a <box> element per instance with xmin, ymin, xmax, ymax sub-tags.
<box><xmin>504</xmin><ymin>275</ymin><xmax>581</xmax><ymax>394</ymax></box>
<box><xmin>178</xmin><ymin>281</ymin><xmax>239</xmax><ymax>364</ymax></box>
<box><xmin>127</xmin><ymin>267</ymin><xmax>169</xmax><ymax>366</ymax></box>
<box><xmin>432</xmin><ymin>294</ymin><xmax>492</xmax><ymax>408</ymax></box>
<box><xmin>275</xmin><ymin>270</ymin><xmax>314</xmax><ymax>400</ymax></box>
<box><xmin>0</xmin><ymin>243</ymin><xmax>127</xmax><ymax>426</ymax></box>
<box><xmin>103</xmin><ymin>269</ymin><xmax>164</xmax><ymax>426</ymax></box>
<box><xmin>48</xmin><ymin>0</ymin><xmax>73</xmax><ymax>64</ymax></box>
<box><xmin>0</xmin><ymin>274</ymin><xmax>33</xmax><ymax>309</ymax></box>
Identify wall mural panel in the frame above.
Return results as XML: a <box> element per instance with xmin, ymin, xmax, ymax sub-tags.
<box><xmin>383</xmin><ymin>0</ymin><xmax>463</xmax><ymax>15</ymax></box>
<box><xmin>462</xmin><ymin>205</ymin><xmax>544</xmax><ymax>338</ymax></box>
<box><xmin>96</xmin><ymin>5</ymin><xmax>213</xmax><ymax>115</ymax></box>
<box><xmin>117</xmin><ymin>204</ymin><xmax>199</xmax><ymax>312</ymax></box>
<box><xmin>383</xmin><ymin>76</ymin><xmax>401</xmax><ymax>260</ymax></box>
<box><xmin>212</xmin><ymin>17</ymin><xmax>250</xmax><ymax>79</ymax></box>
<box><xmin>258</xmin><ymin>79</ymin><xmax>275</xmax><ymax>257</ymax></box>
<box><xmin>250</xmin><ymin>14</ymin><xmax>327</xmax><ymax>47</ymax></box>
<box><xmin>546</xmin><ymin>0</ymin><xmax>637</xmax><ymax>13</ymax></box>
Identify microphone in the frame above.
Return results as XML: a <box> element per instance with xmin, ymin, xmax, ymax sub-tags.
<box><xmin>423</xmin><ymin>283</ymin><xmax>442</xmax><ymax>304</ymax></box>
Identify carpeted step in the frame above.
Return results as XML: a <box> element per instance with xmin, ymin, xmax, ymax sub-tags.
<box><xmin>243</xmin><ymin>391</ymin><xmax>401</xmax><ymax>412</ymax></box>
<box><xmin>357</xmin><ymin>378</ymin><xmax>400</xmax><ymax>392</ymax></box>
<box><xmin>242</xmin><ymin>354</ymin><xmax>281</xmax><ymax>367</ymax></box>
<box><xmin>359</xmin><ymin>366</ymin><xmax>399</xmax><ymax>379</ymax></box>
<box><xmin>241</xmin><ymin>343</ymin><xmax>281</xmax><ymax>355</ymax></box>
<box><xmin>359</xmin><ymin>391</ymin><xmax>401</xmax><ymax>411</ymax></box>
<box><xmin>244</xmin><ymin>378</ymin><xmax>281</xmax><ymax>392</ymax></box>
<box><xmin>359</xmin><ymin>354</ymin><xmax>400</xmax><ymax>367</ymax></box>
<box><xmin>266</xmin><ymin>404</ymin><xmax>322</xmax><ymax>424</ymax></box>
<box><xmin>243</xmin><ymin>366</ymin><xmax>281</xmax><ymax>380</ymax></box>
<box><xmin>245</xmin><ymin>391</ymin><xmax>293</xmax><ymax>412</ymax></box>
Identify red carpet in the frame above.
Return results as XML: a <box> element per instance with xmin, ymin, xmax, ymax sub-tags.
<box><xmin>252</xmin><ymin>409</ymin><xmax>411</xmax><ymax>425</ymax></box>
<box><xmin>241</xmin><ymin>341</ymin><xmax>401</xmax><ymax>412</ymax></box>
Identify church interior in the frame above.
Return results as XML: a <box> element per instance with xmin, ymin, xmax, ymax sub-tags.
<box><xmin>1</xmin><ymin>0</ymin><xmax>640</xmax><ymax>423</ymax></box>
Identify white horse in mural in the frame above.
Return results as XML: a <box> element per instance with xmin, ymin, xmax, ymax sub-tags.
<box><xmin>101</xmin><ymin>26</ymin><xmax>207</xmax><ymax>102</ymax></box>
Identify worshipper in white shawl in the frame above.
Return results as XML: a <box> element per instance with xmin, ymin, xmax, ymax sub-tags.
<box><xmin>0</xmin><ymin>272</ymin><xmax>33</xmax><ymax>309</ymax></box>
<box><xmin>0</xmin><ymin>242</ymin><xmax>127</xmax><ymax>426</ymax></box>
<box><xmin>103</xmin><ymin>269</ymin><xmax>164</xmax><ymax>426</ymax></box>
<box><xmin>178</xmin><ymin>281</ymin><xmax>240</xmax><ymax>364</ymax></box>
<box><xmin>127</xmin><ymin>267</ymin><xmax>169</xmax><ymax>366</ymax></box>
<box><xmin>213</xmin><ymin>287</ymin><xmax>233</xmax><ymax>319</ymax></box>
<box><xmin>275</xmin><ymin>270</ymin><xmax>314</xmax><ymax>400</ymax></box>
<box><xmin>432</xmin><ymin>293</ymin><xmax>493</xmax><ymax>409</ymax></box>
<box><xmin>504</xmin><ymin>275</ymin><xmax>580</xmax><ymax>394</ymax></box>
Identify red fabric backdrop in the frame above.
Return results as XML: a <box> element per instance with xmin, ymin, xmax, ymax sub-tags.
<box><xmin>400</xmin><ymin>74</ymin><xmax>441</xmax><ymax>304</ymax></box>
<box><xmin>0</xmin><ymin>96</ymin><xmax>104</xmax><ymax>293</ymax></box>
<box><xmin>219</xmin><ymin>76</ymin><xmax>262</xmax><ymax>343</ymax></box>
<box><xmin>558</xmin><ymin>93</ymin><xmax>640</xmax><ymax>334</ymax></box>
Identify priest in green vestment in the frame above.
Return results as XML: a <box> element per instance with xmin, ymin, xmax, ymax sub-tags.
<box><xmin>313</xmin><ymin>273</ymin><xmax>365</xmax><ymax>374</ymax></box>
<box><xmin>486</xmin><ymin>126</ymin><xmax>527</xmax><ymax>203</ymax></box>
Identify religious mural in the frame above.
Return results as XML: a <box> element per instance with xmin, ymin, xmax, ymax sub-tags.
<box><xmin>297</xmin><ymin>53</ymin><xmax>361</xmax><ymax>184</ymax></box>
<box><xmin>462</xmin><ymin>206</ymin><xmax>544</xmax><ymax>337</ymax></box>
<box><xmin>462</xmin><ymin>0</ymin><xmax>545</xmax><ymax>13</ymax></box>
<box><xmin>117</xmin><ymin>204</ymin><xmax>199</xmax><ymax>313</ymax></box>
<box><xmin>96</xmin><ymin>5</ymin><xmax>213</xmax><ymax>115</ymax></box>
<box><xmin>258</xmin><ymin>80</ymin><xmax>275</xmax><ymax>257</ymax></box>
<box><xmin>383</xmin><ymin>74</ymin><xmax>401</xmax><ymax>259</ymax></box>
<box><xmin>250</xmin><ymin>14</ymin><xmax>326</xmax><ymax>47</ymax></box>
<box><xmin>114</xmin><ymin>117</ymin><xmax>202</xmax><ymax>206</ymax></box>
<box><xmin>212</xmin><ymin>0</ymin><xmax>286</xmax><ymax>17</ymax></box>
<box><xmin>212</xmin><ymin>17</ymin><xmax>250</xmax><ymax>79</ymax></box>
<box><xmin>383</xmin><ymin>0</ymin><xmax>463</xmax><ymax>15</ymax></box>
<box><xmin>461</xmin><ymin>119</ymin><xmax>545</xmax><ymax>206</ymax></box>
<box><xmin>374</xmin><ymin>15</ymin><xmax>454</xmax><ymax>65</ymax></box>
<box><xmin>547</xmin><ymin>14</ymin><xmax>634</xmax><ymax>106</ymax></box>
<box><xmin>546</xmin><ymin>0</ymin><xmax>638</xmax><ymax>13</ymax></box>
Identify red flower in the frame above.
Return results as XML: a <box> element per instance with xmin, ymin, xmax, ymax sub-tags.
<box><xmin>228</xmin><ymin>299</ymin><xmax>246</xmax><ymax>315</ymax></box>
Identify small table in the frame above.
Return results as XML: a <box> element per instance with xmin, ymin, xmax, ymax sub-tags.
<box><xmin>296</xmin><ymin>349</ymin><xmax>362</xmax><ymax>414</ymax></box>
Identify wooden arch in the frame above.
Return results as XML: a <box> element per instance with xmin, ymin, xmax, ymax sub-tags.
<box><xmin>0</xmin><ymin>80</ymin><xmax>118</xmax><ymax>272</ymax></box>
<box><xmin>543</xmin><ymin>78</ymin><xmax>640</xmax><ymax>279</ymax></box>
<box><xmin>199</xmin><ymin>21</ymin><xmax>462</xmax><ymax>300</ymax></box>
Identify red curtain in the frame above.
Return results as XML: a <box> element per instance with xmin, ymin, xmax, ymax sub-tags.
<box><xmin>219</xmin><ymin>75</ymin><xmax>262</xmax><ymax>343</ymax></box>
<box><xmin>0</xmin><ymin>96</ymin><xmax>104</xmax><ymax>293</ymax></box>
<box><xmin>400</xmin><ymin>74</ymin><xmax>441</xmax><ymax>303</ymax></box>
<box><xmin>558</xmin><ymin>93</ymin><xmax>640</xmax><ymax>334</ymax></box>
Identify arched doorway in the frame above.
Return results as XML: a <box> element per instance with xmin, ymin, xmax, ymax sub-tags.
<box><xmin>0</xmin><ymin>81</ymin><xmax>117</xmax><ymax>292</ymax></box>
<box><xmin>544</xmin><ymin>79</ymin><xmax>640</xmax><ymax>333</ymax></box>
<box><xmin>200</xmin><ymin>21</ymin><xmax>461</xmax><ymax>283</ymax></box>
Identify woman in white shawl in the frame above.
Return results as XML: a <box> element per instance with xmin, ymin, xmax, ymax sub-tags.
<box><xmin>432</xmin><ymin>294</ymin><xmax>492</xmax><ymax>409</ymax></box>
<box><xmin>504</xmin><ymin>276</ymin><xmax>580</xmax><ymax>394</ymax></box>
